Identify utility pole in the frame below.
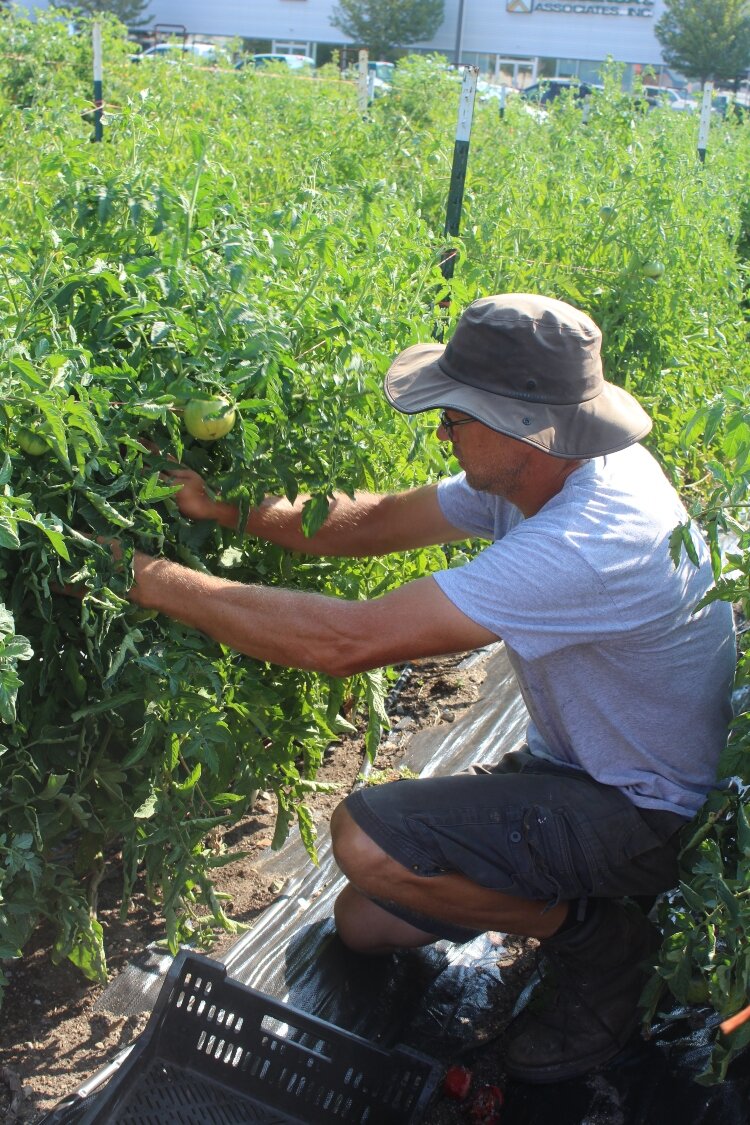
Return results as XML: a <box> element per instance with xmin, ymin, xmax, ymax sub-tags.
<box><xmin>454</xmin><ymin>0</ymin><xmax>467</xmax><ymax>66</ymax></box>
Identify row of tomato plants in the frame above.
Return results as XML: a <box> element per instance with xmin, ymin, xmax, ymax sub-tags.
<box><xmin>1</xmin><ymin>15</ymin><xmax>750</xmax><ymax>1078</ymax></box>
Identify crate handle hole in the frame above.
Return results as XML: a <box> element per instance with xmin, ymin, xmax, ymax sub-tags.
<box><xmin>260</xmin><ymin>1014</ymin><xmax>333</xmax><ymax>1059</ymax></box>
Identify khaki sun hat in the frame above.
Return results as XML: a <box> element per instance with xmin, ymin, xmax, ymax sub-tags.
<box><xmin>384</xmin><ymin>294</ymin><xmax>652</xmax><ymax>459</ymax></box>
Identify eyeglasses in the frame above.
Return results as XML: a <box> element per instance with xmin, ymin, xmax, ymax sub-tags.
<box><xmin>439</xmin><ymin>411</ymin><xmax>479</xmax><ymax>436</ymax></box>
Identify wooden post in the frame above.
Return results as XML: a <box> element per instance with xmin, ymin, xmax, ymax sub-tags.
<box><xmin>581</xmin><ymin>94</ymin><xmax>592</xmax><ymax>126</ymax></box>
<box><xmin>357</xmin><ymin>49</ymin><xmax>368</xmax><ymax>115</ymax></box>
<box><xmin>698</xmin><ymin>82</ymin><xmax>713</xmax><ymax>163</ymax></box>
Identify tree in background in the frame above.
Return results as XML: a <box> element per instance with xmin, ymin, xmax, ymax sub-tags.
<box><xmin>51</xmin><ymin>0</ymin><xmax>152</xmax><ymax>29</ymax></box>
<box><xmin>331</xmin><ymin>0</ymin><xmax>444</xmax><ymax>61</ymax></box>
<box><xmin>655</xmin><ymin>0</ymin><xmax>750</xmax><ymax>86</ymax></box>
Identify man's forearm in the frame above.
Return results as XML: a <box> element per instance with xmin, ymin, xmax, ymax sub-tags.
<box><xmin>128</xmin><ymin>550</ymin><xmax>498</xmax><ymax>677</ymax></box>
<box><xmin>130</xmin><ymin>552</ymin><xmax>365</xmax><ymax>675</ymax></box>
<box><xmin>206</xmin><ymin>484</ymin><xmax>459</xmax><ymax>557</ymax></box>
<box><xmin>244</xmin><ymin>493</ymin><xmax>384</xmax><ymax>555</ymax></box>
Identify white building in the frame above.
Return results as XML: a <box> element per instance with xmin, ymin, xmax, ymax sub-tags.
<box><xmin>23</xmin><ymin>0</ymin><xmax>677</xmax><ymax>88</ymax></box>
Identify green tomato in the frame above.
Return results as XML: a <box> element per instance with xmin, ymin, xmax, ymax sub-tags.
<box><xmin>183</xmin><ymin>396</ymin><xmax>236</xmax><ymax>441</ymax></box>
<box><xmin>641</xmin><ymin>260</ymin><xmax>666</xmax><ymax>279</ymax></box>
<box><xmin>17</xmin><ymin>426</ymin><xmax>50</xmax><ymax>456</ymax></box>
<box><xmin>599</xmin><ymin>205</ymin><xmax>616</xmax><ymax>222</ymax></box>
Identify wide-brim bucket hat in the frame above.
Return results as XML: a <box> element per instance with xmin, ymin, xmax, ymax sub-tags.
<box><xmin>384</xmin><ymin>294</ymin><xmax>651</xmax><ymax>458</ymax></box>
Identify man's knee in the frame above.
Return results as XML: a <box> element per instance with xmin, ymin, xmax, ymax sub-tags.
<box><xmin>330</xmin><ymin>799</ymin><xmax>403</xmax><ymax>896</ymax></box>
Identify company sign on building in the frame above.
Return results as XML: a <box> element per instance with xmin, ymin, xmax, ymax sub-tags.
<box><xmin>509</xmin><ymin>0</ymin><xmax>654</xmax><ymax>16</ymax></box>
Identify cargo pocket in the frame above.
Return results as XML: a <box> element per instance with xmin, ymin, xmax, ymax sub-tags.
<box><xmin>517</xmin><ymin>805</ymin><xmax>598</xmax><ymax>903</ymax></box>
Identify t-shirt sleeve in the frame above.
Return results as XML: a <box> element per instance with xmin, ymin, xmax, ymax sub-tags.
<box><xmin>433</xmin><ymin>523</ymin><xmax>620</xmax><ymax>659</ymax></box>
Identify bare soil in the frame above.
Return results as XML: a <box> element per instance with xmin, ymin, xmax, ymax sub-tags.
<box><xmin>0</xmin><ymin>654</ymin><xmax>536</xmax><ymax>1124</ymax></box>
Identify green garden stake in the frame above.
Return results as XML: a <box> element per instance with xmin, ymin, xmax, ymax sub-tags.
<box><xmin>441</xmin><ymin>64</ymin><xmax>478</xmax><ymax>281</ymax></box>
<box><xmin>92</xmin><ymin>19</ymin><xmax>103</xmax><ymax>142</ymax></box>
<box><xmin>435</xmin><ymin>65</ymin><xmax>478</xmax><ymax>340</ymax></box>
<box><xmin>697</xmin><ymin>81</ymin><xmax>713</xmax><ymax>164</ymax></box>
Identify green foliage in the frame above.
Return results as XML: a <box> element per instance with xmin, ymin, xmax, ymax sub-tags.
<box><xmin>0</xmin><ymin>21</ymin><xmax>450</xmax><ymax>996</ymax></box>
<box><xmin>0</xmin><ymin>7</ymin><xmax>133</xmax><ymax>109</ymax></box>
<box><xmin>642</xmin><ymin>373</ymin><xmax>750</xmax><ymax>1079</ymax></box>
<box><xmin>0</xmin><ymin>17</ymin><xmax>749</xmax><ymax>1085</ymax></box>
<box><xmin>330</xmin><ymin>0</ymin><xmax>445</xmax><ymax>60</ymax></box>
<box><xmin>655</xmin><ymin>0</ymin><xmax>750</xmax><ymax>85</ymax></box>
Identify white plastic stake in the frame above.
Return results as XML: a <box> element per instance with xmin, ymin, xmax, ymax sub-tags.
<box><xmin>357</xmin><ymin>49</ymin><xmax>368</xmax><ymax>114</ymax></box>
<box><xmin>698</xmin><ymin>82</ymin><xmax>713</xmax><ymax>163</ymax></box>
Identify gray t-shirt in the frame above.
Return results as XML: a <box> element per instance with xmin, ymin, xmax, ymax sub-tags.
<box><xmin>435</xmin><ymin>444</ymin><xmax>736</xmax><ymax>817</ymax></box>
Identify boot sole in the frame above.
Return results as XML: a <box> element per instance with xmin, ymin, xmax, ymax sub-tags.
<box><xmin>504</xmin><ymin>1027</ymin><xmax>636</xmax><ymax>1085</ymax></box>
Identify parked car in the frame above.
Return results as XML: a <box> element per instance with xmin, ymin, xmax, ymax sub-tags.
<box><xmin>342</xmin><ymin>61</ymin><xmax>392</xmax><ymax>98</ymax></box>
<box><xmin>236</xmin><ymin>53</ymin><xmax>315</xmax><ymax>72</ymax></box>
<box><xmin>641</xmin><ymin>86</ymin><xmax>694</xmax><ymax>112</ymax></box>
<box><xmin>704</xmin><ymin>91</ymin><xmax>746</xmax><ymax>118</ymax></box>
<box><xmin>368</xmin><ymin>61</ymin><xmax>395</xmax><ymax>83</ymax></box>
<box><xmin>521</xmin><ymin>79</ymin><xmax>602</xmax><ymax>105</ymax></box>
<box><xmin>131</xmin><ymin>42</ymin><xmax>227</xmax><ymax>64</ymax></box>
<box><xmin>477</xmin><ymin>79</ymin><xmax>517</xmax><ymax>105</ymax></box>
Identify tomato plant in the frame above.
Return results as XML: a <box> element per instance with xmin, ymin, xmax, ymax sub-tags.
<box><xmin>0</xmin><ymin>21</ymin><xmax>748</xmax><ymax>1085</ymax></box>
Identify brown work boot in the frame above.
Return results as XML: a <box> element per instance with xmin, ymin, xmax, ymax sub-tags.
<box><xmin>504</xmin><ymin>899</ymin><xmax>660</xmax><ymax>1084</ymax></box>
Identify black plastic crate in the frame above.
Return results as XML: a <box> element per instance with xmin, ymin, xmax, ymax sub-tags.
<box><xmin>41</xmin><ymin>950</ymin><xmax>441</xmax><ymax>1124</ymax></box>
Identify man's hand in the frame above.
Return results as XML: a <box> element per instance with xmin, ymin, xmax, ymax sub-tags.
<box><xmin>164</xmin><ymin>465</ymin><xmax>223</xmax><ymax>522</ymax></box>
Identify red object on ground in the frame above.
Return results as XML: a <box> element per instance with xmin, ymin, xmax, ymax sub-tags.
<box><xmin>442</xmin><ymin>1065</ymin><xmax>473</xmax><ymax>1100</ymax></box>
<box><xmin>468</xmin><ymin>1083</ymin><xmax>504</xmax><ymax>1122</ymax></box>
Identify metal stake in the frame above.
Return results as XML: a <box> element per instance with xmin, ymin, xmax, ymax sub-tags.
<box><xmin>92</xmin><ymin>20</ymin><xmax>103</xmax><ymax>142</ymax></box>
<box><xmin>441</xmin><ymin>65</ymin><xmax>478</xmax><ymax>281</ymax></box>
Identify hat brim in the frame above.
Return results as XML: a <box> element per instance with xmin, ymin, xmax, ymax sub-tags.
<box><xmin>384</xmin><ymin>343</ymin><xmax>652</xmax><ymax>459</ymax></box>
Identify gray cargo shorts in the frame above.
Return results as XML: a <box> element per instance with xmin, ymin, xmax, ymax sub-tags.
<box><xmin>343</xmin><ymin>748</ymin><xmax>688</xmax><ymax>943</ymax></box>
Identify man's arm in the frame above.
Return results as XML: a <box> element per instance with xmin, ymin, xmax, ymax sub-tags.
<box><xmin>170</xmin><ymin>468</ymin><xmax>468</xmax><ymax>556</ymax></box>
<box><xmin>130</xmin><ymin>555</ymin><xmax>498</xmax><ymax>677</ymax></box>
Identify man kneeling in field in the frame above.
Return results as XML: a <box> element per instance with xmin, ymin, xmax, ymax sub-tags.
<box><xmin>119</xmin><ymin>295</ymin><xmax>736</xmax><ymax>1083</ymax></box>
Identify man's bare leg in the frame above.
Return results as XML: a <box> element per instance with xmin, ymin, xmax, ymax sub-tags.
<box><xmin>333</xmin><ymin>885</ymin><xmax>439</xmax><ymax>954</ymax></box>
<box><xmin>330</xmin><ymin>804</ymin><xmax>568</xmax><ymax>953</ymax></box>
